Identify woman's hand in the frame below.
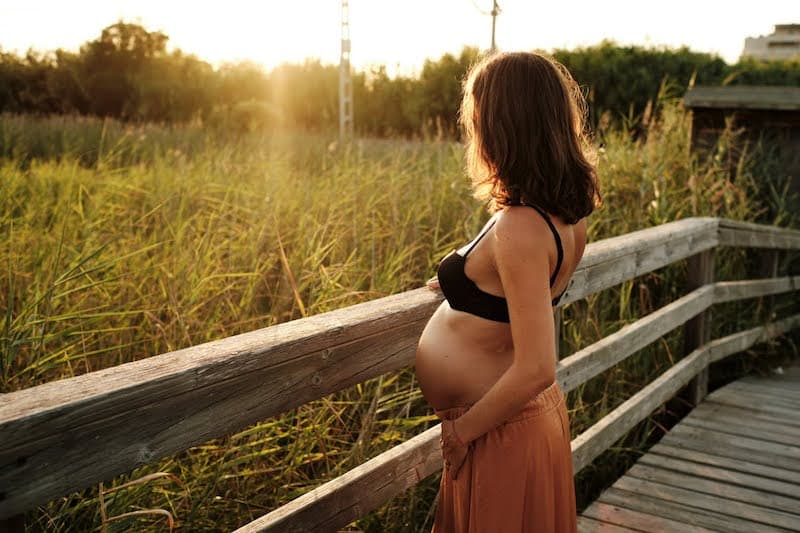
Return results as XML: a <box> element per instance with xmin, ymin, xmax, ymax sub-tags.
<box><xmin>440</xmin><ymin>419</ymin><xmax>470</xmax><ymax>480</ymax></box>
<box><xmin>426</xmin><ymin>276</ymin><xmax>440</xmax><ymax>290</ymax></box>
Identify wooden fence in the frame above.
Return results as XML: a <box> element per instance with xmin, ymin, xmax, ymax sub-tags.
<box><xmin>1</xmin><ymin>216</ymin><xmax>799</xmax><ymax>531</ymax></box>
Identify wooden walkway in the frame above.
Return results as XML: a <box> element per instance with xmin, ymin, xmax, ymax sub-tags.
<box><xmin>578</xmin><ymin>362</ymin><xmax>800</xmax><ymax>533</ymax></box>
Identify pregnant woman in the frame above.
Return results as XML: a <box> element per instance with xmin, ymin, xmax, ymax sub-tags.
<box><xmin>415</xmin><ymin>51</ymin><xmax>601</xmax><ymax>532</ymax></box>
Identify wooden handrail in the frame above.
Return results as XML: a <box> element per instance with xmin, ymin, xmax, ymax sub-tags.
<box><xmin>1</xmin><ymin>216</ymin><xmax>799</xmax><ymax>522</ymax></box>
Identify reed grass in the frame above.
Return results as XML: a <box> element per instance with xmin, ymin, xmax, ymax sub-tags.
<box><xmin>1</xmin><ymin>99</ymin><xmax>797</xmax><ymax>531</ymax></box>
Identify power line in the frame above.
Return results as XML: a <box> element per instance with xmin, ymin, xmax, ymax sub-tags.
<box><xmin>469</xmin><ymin>0</ymin><xmax>492</xmax><ymax>16</ymax></box>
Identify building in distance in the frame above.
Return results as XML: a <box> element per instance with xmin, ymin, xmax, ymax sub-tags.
<box><xmin>742</xmin><ymin>24</ymin><xmax>800</xmax><ymax>61</ymax></box>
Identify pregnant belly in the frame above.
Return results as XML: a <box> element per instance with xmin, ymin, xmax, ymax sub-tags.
<box><xmin>414</xmin><ymin>303</ymin><xmax>513</xmax><ymax>410</ymax></box>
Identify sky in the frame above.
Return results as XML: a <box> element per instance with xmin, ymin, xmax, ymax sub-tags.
<box><xmin>1</xmin><ymin>1</ymin><xmax>798</xmax><ymax>75</ymax></box>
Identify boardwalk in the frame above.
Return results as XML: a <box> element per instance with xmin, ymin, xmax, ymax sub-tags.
<box><xmin>579</xmin><ymin>362</ymin><xmax>800</xmax><ymax>533</ymax></box>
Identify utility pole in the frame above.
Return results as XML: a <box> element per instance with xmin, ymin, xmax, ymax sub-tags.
<box><xmin>339</xmin><ymin>0</ymin><xmax>354</xmax><ymax>139</ymax></box>
<box><xmin>490</xmin><ymin>0</ymin><xmax>500</xmax><ymax>52</ymax></box>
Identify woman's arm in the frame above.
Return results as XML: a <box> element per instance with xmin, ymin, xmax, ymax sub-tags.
<box><xmin>450</xmin><ymin>208</ymin><xmax>558</xmax><ymax>445</ymax></box>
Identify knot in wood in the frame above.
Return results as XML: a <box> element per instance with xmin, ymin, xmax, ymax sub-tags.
<box><xmin>137</xmin><ymin>447</ymin><xmax>155</xmax><ymax>465</ymax></box>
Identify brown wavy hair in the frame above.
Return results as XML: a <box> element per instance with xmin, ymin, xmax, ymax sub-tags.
<box><xmin>459</xmin><ymin>51</ymin><xmax>602</xmax><ymax>224</ymax></box>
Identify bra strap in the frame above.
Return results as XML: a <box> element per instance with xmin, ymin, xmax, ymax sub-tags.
<box><xmin>525</xmin><ymin>204</ymin><xmax>563</xmax><ymax>286</ymax></box>
<box><xmin>464</xmin><ymin>219</ymin><xmax>497</xmax><ymax>256</ymax></box>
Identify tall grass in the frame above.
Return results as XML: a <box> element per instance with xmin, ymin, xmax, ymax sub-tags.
<box><xmin>1</xmin><ymin>100</ymin><xmax>797</xmax><ymax>531</ymax></box>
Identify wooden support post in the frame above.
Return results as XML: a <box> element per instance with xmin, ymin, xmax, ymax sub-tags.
<box><xmin>759</xmin><ymin>249</ymin><xmax>780</xmax><ymax>318</ymax></box>
<box><xmin>684</xmin><ymin>248</ymin><xmax>715</xmax><ymax>406</ymax></box>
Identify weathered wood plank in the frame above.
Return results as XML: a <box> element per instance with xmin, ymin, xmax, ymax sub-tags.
<box><xmin>686</xmin><ymin>403</ymin><xmax>800</xmax><ymax>441</ymax></box>
<box><xmin>705</xmin><ymin>390</ymin><xmax>800</xmax><ymax>422</ymax></box>
<box><xmin>721</xmin><ymin>382</ymin><xmax>800</xmax><ymax>408</ymax></box>
<box><xmin>690</xmin><ymin>400</ymin><xmax>800</xmax><ymax>430</ymax></box>
<box><xmin>717</xmin><ymin>218</ymin><xmax>800</xmax><ymax>249</ymax></box>
<box><xmin>703</xmin><ymin>391</ymin><xmax>800</xmax><ymax>417</ymax></box>
<box><xmin>625</xmin><ymin>463</ymin><xmax>800</xmax><ymax>515</ymax></box>
<box><xmin>561</xmin><ymin>218</ymin><xmax>718</xmax><ymax>306</ymax></box>
<box><xmin>648</xmin><ymin>442</ymin><xmax>800</xmax><ymax>484</ymax></box>
<box><xmin>233</xmin><ymin>425</ymin><xmax>442</xmax><ymax>532</ymax></box>
<box><xmin>611</xmin><ymin>475</ymin><xmax>800</xmax><ymax>530</ymax></box>
<box><xmin>684</xmin><ymin>249</ymin><xmax>714</xmax><ymax>405</ymax></box>
<box><xmin>598</xmin><ymin>486</ymin><xmax>781</xmax><ymax>533</ymax></box>
<box><xmin>703</xmin><ymin>398</ymin><xmax>800</xmax><ymax>425</ymax></box>
<box><xmin>730</xmin><ymin>379</ymin><xmax>800</xmax><ymax>401</ymax></box>
<box><xmin>572</xmin><ymin>218</ymin><xmax>718</xmax><ymax>270</ymax></box>
<box><xmin>639</xmin><ymin>448</ymin><xmax>800</xmax><ymax>498</ymax></box>
<box><xmin>0</xmin><ymin>312</ymin><xmax>433</xmax><ymax>518</ymax></box>
<box><xmin>557</xmin><ymin>285</ymin><xmax>713</xmax><ymax>394</ymax></box>
<box><xmin>703</xmin><ymin>387</ymin><xmax>800</xmax><ymax>413</ymax></box>
<box><xmin>681</xmin><ymin>416</ymin><xmax>800</xmax><ymax>447</ymax></box>
<box><xmin>577</xmin><ymin>516</ymin><xmax>641</xmax><ymax>533</ymax></box>
<box><xmin>570</xmin><ymin>345</ymin><xmax>708</xmax><ymax>474</ymax></box>
<box><xmin>581</xmin><ymin>501</ymin><xmax>713</xmax><ymax>532</ymax></box>
<box><xmin>738</xmin><ymin>374</ymin><xmax>800</xmax><ymax>393</ymax></box>
<box><xmin>713</xmin><ymin>276</ymin><xmax>800</xmax><ymax>303</ymax></box>
<box><xmin>661</xmin><ymin>425</ymin><xmax>800</xmax><ymax>473</ymax></box>
<box><xmin>666</xmin><ymin>423</ymin><xmax>800</xmax><ymax>467</ymax></box>
<box><xmin>705</xmin><ymin>313</ymin><xmax>800</xmax><ymax>364</ymax></box>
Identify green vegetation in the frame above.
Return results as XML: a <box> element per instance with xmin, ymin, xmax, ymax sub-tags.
<box><xmin>2</xmin><ymin>91</ymin><xmax>798</xmax><ymax>531</ymax></box>
<box><xmin>2</xmin><ymin>21</ymin><xmax>799</xmax><ymax>138</ymax></box>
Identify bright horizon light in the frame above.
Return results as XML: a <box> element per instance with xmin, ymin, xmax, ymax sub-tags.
<box><xmin>1</xmin><ymin>1</ymin><xmax>798</xmax><ymax>77</ymax></box>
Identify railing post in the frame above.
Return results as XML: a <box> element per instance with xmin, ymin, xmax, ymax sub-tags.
<box><xmin>759</xmin><ymin>249</ymin><xmax>780</xmax><ymax>318</ymax></box>
<box><xmin>684</xmin><ymin>248</ymin><xmax>715</xmax><ymax>406</ymax></box>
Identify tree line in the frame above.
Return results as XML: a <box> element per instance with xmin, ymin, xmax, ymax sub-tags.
<box><xmin>1</xmin><ymin>21</ymin><xmax>798</xmax><ymax>137</ymax></box>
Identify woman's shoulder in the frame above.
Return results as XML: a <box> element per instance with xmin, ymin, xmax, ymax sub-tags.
<box><xmin>491</xmin><ymin>205</ymin><xmax>553</xmax><ymax>251</ymax></box>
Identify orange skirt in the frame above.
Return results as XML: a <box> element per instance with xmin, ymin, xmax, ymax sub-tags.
<box><xmin>432</xmin><ymin>380</ymin><xmax>577</xmax><ymax>533</ymax></box>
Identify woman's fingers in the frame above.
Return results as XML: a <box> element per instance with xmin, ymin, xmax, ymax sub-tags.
<box><xmin>426</xmin><ymin>277</ymin><xmax>440</xmax><ymax>290</ymax></box>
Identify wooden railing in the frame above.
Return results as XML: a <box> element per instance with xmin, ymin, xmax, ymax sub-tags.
<box><xmin>1</xmin><ymin>217</ymin><xmax>799</xmax><ymax>531</ymax></box>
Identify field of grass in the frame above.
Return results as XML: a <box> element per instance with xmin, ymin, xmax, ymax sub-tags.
<box><xmin>1</xmin><ymin>102</ymin><xmax>798</xmax><ymax>531</ymax></box>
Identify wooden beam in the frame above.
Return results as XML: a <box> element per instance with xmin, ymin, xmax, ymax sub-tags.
<box><xmin>684</xmin><ymin>249</ymin><xmax>714</xmax><ymax>405</ymax></box>
<box><xmin>559</xmin><ymin>218</ymin><xmax>718</xmax><ymax>306</ymax></box>
<box><xmin>713</xmin><ymin>276</ymin><xmax>800</xmax><ymax>303</ymax></box>
<box><xmin>570</xmin><ymin>345</ymin><xmax>709</xmax><ymax>474</ymax></box>
<box><xmin>717</xmin><ymin>218</ymin><xmax>800</xmax><ymax>249</ymax></box>
<box><xmin>0</xmin><ymin>290</ymin><xmax>438</xmax><ymax>519</ymax></box>
<box><xmin>233</xmin><ymin>426</ymin><xmax>442</xmax><ymax>532</ymax></box>
<box><xmin>557</xmin><ymin>286</ymin><xmax>713</xmax><ymax>393</ymax></box>
<box><xmin>705</xmin><ymin>313</ymin><xmax>800</xmax><ymax>364</ymax></box>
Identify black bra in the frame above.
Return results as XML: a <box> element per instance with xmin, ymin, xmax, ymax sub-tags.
<box><xmin>437</xmin><ymin>204</ymin><xmax>567</xmax><ymax>323</ymax></box>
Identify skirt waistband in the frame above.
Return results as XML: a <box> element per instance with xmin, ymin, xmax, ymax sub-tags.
<box><xmin>434</xmin><ymin>380</ymin><xmax>564</xmax><ymax>423</ymax></box>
